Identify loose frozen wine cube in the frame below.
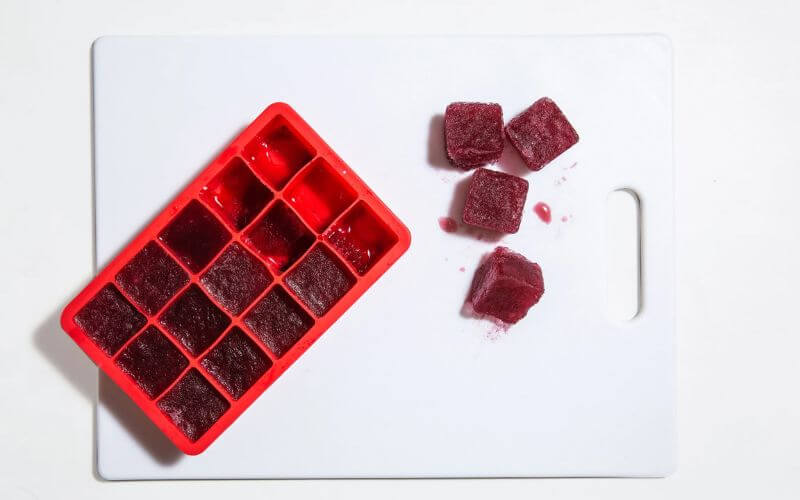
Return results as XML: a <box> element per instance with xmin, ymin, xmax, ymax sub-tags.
<box><xmin>159</xmin><ymin>200</ymin><xmax>231</xmax><ymax>272</ymax></box>
<box><xmin>468</xmin><ymin>246</ymin><xmax>545</xmax><ymax>324</ymax></box>
<box><xmin>157</xmin><ymin>369</ymin><xmax>230</xmax><ymax>442</ymax></box>
<box><xmin>505</xmin><ymin>98</ymin><xmax>579</xmax><ymax>171</ymax></box>
<box><xmin>201</xmin><ymin>327</ymin><xmax>272</xmax><ymax>400</ymax></box>
<box><xmin>244</xmin><ymin>201</ymin><xmax>315</xmax><ymax>273</ymax></box>
<box><xmin>285</xmin><ymin>245</ymin><xmax>355</xmax><ymax>317</ymax></box>
<box><xmin>244</xmin><ymin>286</ymin><xmax>314</xmax><ymax>358</ymax></box>
<box><xmin>73</xmin><ymin>284</ymin><xmax>146</xmax><ymax>355</ymax></box>
<box><xmin>115</xmin><ymin>241</ymin><xmax>189</xmax><ymax>315</ymax></box>
<box><xmin>462</xmin><ymin>168</ymin><xmax>529</xmax><ymax>234</ymax></box>
<box><xmin>444</xmin><ymin>102</ymin><xmax>504</xmax><ymax>169</ymax></box>
<box><xmin>116</xmin><ymin>326</ymin><xmax>189</xmax><ymax>398</ymax></box>
<box><xmin>200</xmin><ymin>243</ymin><xmax>272</xmax><ymax>316</ymax></box>
<box><xmin>159</xmin><ymin>285</ymin><xmax>230</xmax><ymax>356</ymax></box>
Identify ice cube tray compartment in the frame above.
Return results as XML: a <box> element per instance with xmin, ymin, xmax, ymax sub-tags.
<box><xmin>199</xmin><ymin>157</ymin><xmax>274</xmax><ymax>231</ymax></box>
<box><xmin>284</xmin><ymin>158</ymin><xmax>358</xmax><ymax>232</ymax></box>
<box><xmin>243</xmin><ymin>200</ymin><xmax>315</xmax><ymax>273</ymax></box>
<box><xmin>61</xmin><ymin>103</ymin><xmax>411</xmax><ymax>455</ymax></box>
<box><xmin>242</xmin><ymin>118</ymin><xmax>315</xmax><ymax>190</ymax></box>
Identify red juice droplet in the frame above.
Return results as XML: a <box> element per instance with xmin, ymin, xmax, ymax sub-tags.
<box><xmin>561</xmin><ymin>215</ymin><xmax>569</xmax><ymax>222</ymax></box>
<box><xmin>438</xmin><ymin>217</ymin><xmax>458</xmax><ymax>233</ymax></box>
<box><xmin>533</xmin><ymin>202</ymin><xmax>551</xmax><ymax>224</ymax></box>
<box><xmin>458</xmin><ymin>266</ymin><xmax>465</xmax><ymax>272</ymax></box>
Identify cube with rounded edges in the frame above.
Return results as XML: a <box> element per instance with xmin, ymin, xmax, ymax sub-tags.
<box><xmin>444</xmin><ymin>102</ymin><xmax>504</xmax><ymax>169</ymax></box>
<box><xmin>462</xmin><ymin>168</ymin><xmax>529</xmax><ymax>234</ymax></box>
<box><xmin>468</xmin><ymin>246</ymin><xmax>545</xmax><ymax>324</ymax></box>
<box><xmin>505</xmin><ymin>97</ymin><xmax>579</xmax><ymax>171</ymax></box>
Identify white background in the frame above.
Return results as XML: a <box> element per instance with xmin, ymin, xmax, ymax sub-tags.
<box><xmin>0</xmin><ymin>0</ymin><xmax>798</xmax><ymax>498</ymax></box>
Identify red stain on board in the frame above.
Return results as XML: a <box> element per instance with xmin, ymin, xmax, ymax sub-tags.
<box><xmin>458</xmin><ymin>266</ymin><xmax>465</xmax><ymax>272</ymax></box>
<box><xmin>533</xmin><ymin>202</ymin><xmax>552</xmax><ymax>224</ymax></box>
<box><xmin>438</xmin><ymin>217</ymin><xmax>458</xmax><ymax>233</ymax></box>
<box><xmin>461</xmin><ymin>301</ymin><xmax>512</xmax><ymax>340</ymax></box>
<box><xmin>561</xmin><ymin>215</ymin><xmax>569</xmax><ymax>223</ymax></box>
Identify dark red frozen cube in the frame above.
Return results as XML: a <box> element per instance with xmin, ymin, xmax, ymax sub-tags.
<box><xmin>158</xmin><ymin>200</ymin><xmax>231</xmax><ymax>273</ymax></box>
<box><xmin>468</xmin><ymin>246</ymin><xmax>545</xmax><ymax>324</ymax></box>
<box><xmin>201</xmin><ymin>327</ymin><xmax>272</xmax><ymax>400</ymax></box>
<box><xmin>285</xmin><ymin>245</ymin><xmax>356</xmax><ymax>317</ymax></box>
<box><xmin>200</xmin><ymin>243</ymin><xmax>272</xmax><ymax>316</ymax></box>
<box><xmin>115</xmin><ymin>241</ymin><xmax>189</xmax><ymax>315</ymax></box>
<box><xmin>505</xmin><ymin>97</ymin><xmax>579</xmax><ymax>171</ymax></box>
<box><xmin>159</xmin><ymin>284</ymin><xmax>231</xmax><ymax>356</ymax></box>
<box><xmin>444</xmin><ymin>102</ymin><xmax>504</xmax><ymax>169</ymax></box>
<box><xmin>157</xmin><ymin>369</ymin><xmax>230</xmax><ymax>442</ymax></box>
<box><xmin>73</xmin><ymin>284</ymin><xmax>147</xmax><ymax>356</ymax></box>
<box><xmin>116</xmin><ymin>326</ymin><xmax>189</xmax><ymax>399</ymax></box>
<box><xmin>462</xmin><ymin>168</ymin><xmax>529</xmax><ymax>234</ymax></box>
<box><xmin>244</xmin><ymin>286</ymin><xmax>314</xmax><ymax>358</ymax></box>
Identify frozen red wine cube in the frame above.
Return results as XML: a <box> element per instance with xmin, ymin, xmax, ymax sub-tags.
<box><xmin>285</xmin><ymin>245</ymin><xmax>355</xmax><ymax>316</ymax></box>
<box><xmin>462</xmin><ymin>168</ymin><xmax>529</xmax><ymax>233</ymax></box>
<box><xmin>244</xmin><ymin>286</ymin><xmax>314</xmax><ymax>358</ymax></box>
<box><xmin>159</xmin><ymin>284</ymin><xmax>231</xmax><ymax>356</ymax></box>
<box><xmin>116</xmin><ymin>326</ymin><xmax>189</xmax><ymax>399</ymax></box>
<box><xmin>468</xmin><ymin>247</ymin><xmax>544</xmax><ymax>324</ymax></box>
<box><xmin>200</xmin><ymin>243</ymin><xmax>272</xmax><ymax>316</ymax></box>
<box><xmin>115</xmin><ymin>241</ymin><xmax>189</xmax><ymax>315</ymax></box>
<box><xmin>505</xmin><ymin>97</ymin><xmax>579</xmax><ymax>171</ymax></box>
<box><xmin>201</xmin><ymin>327</ymin><xmax>272</xmax><ymax>400</ymax></box>
<box><xmin>159</xmin><ymin>200</ymin><xmax>231</xmax><ymax>273</ymax></box>
<box><xmin>444</xmin><ymin>102</ymin><xmax>504</xmax><ymax>169</ymax></box>
<box><xmin>157</xmin><ymin>369</ymin><xmax>229</xmax><ymax>442</ymax></box>
<box><xmin>73</xmin><ymin>284</ymin><xmax>146</xmax><ymax>355</ymax></box>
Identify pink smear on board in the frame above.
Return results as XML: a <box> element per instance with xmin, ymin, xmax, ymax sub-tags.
<box><xmin>462</xmin><ymin>302</ymin><xmax>512</xmax><ymax>340</ymax></box>
<box><xmin>533</xmin><ymin>202</ymin><xmax>552</xmax><ymax>224</ymax></box>
<box><xmin>486</xmin><ymin>321</ymin><xmax>511</xmax><ymax>340</ymax></box>
<box><xmin>561</xmin><ymin>215</ymin><xmax>569</xmax><ymax>222</ymax></box>
<box><xmin>458</xmin><ymin>266</ymin><xmax>465</xmax><ymax>272</ymax></box>
<box><xmin>438</xmin><ymin>216</ymin><xmax>458</xmax><ymax>233</ymax></box>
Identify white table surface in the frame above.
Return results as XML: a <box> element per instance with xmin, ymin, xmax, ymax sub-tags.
<box><xmin>1</xmin><ymin>0</ymin><xmax>799</xmax><ymax>498</ymax></box>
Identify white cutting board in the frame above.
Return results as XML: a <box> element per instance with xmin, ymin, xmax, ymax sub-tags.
<box><xmin>93</xmin><ymin>35</ymin><xmax>674</xmax><ymax>479</ymax></box>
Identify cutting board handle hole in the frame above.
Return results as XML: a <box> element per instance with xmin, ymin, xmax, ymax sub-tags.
<box><xmin>606</xmin><ymin>188</ymin><xmax>641</xmax><ymax>321</ymax></box>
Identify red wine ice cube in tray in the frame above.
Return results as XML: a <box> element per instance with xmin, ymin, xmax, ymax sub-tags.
<box><xmin>61</xmin><ymin>103</ymin><xmax>411</xmax><ymax>455</ymax></box>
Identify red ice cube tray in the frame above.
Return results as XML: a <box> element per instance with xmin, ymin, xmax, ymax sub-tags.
<box><xmin>61</xmin><ymin>103</ymin><xmax>411</xmax><ymax>455</ymax></box>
